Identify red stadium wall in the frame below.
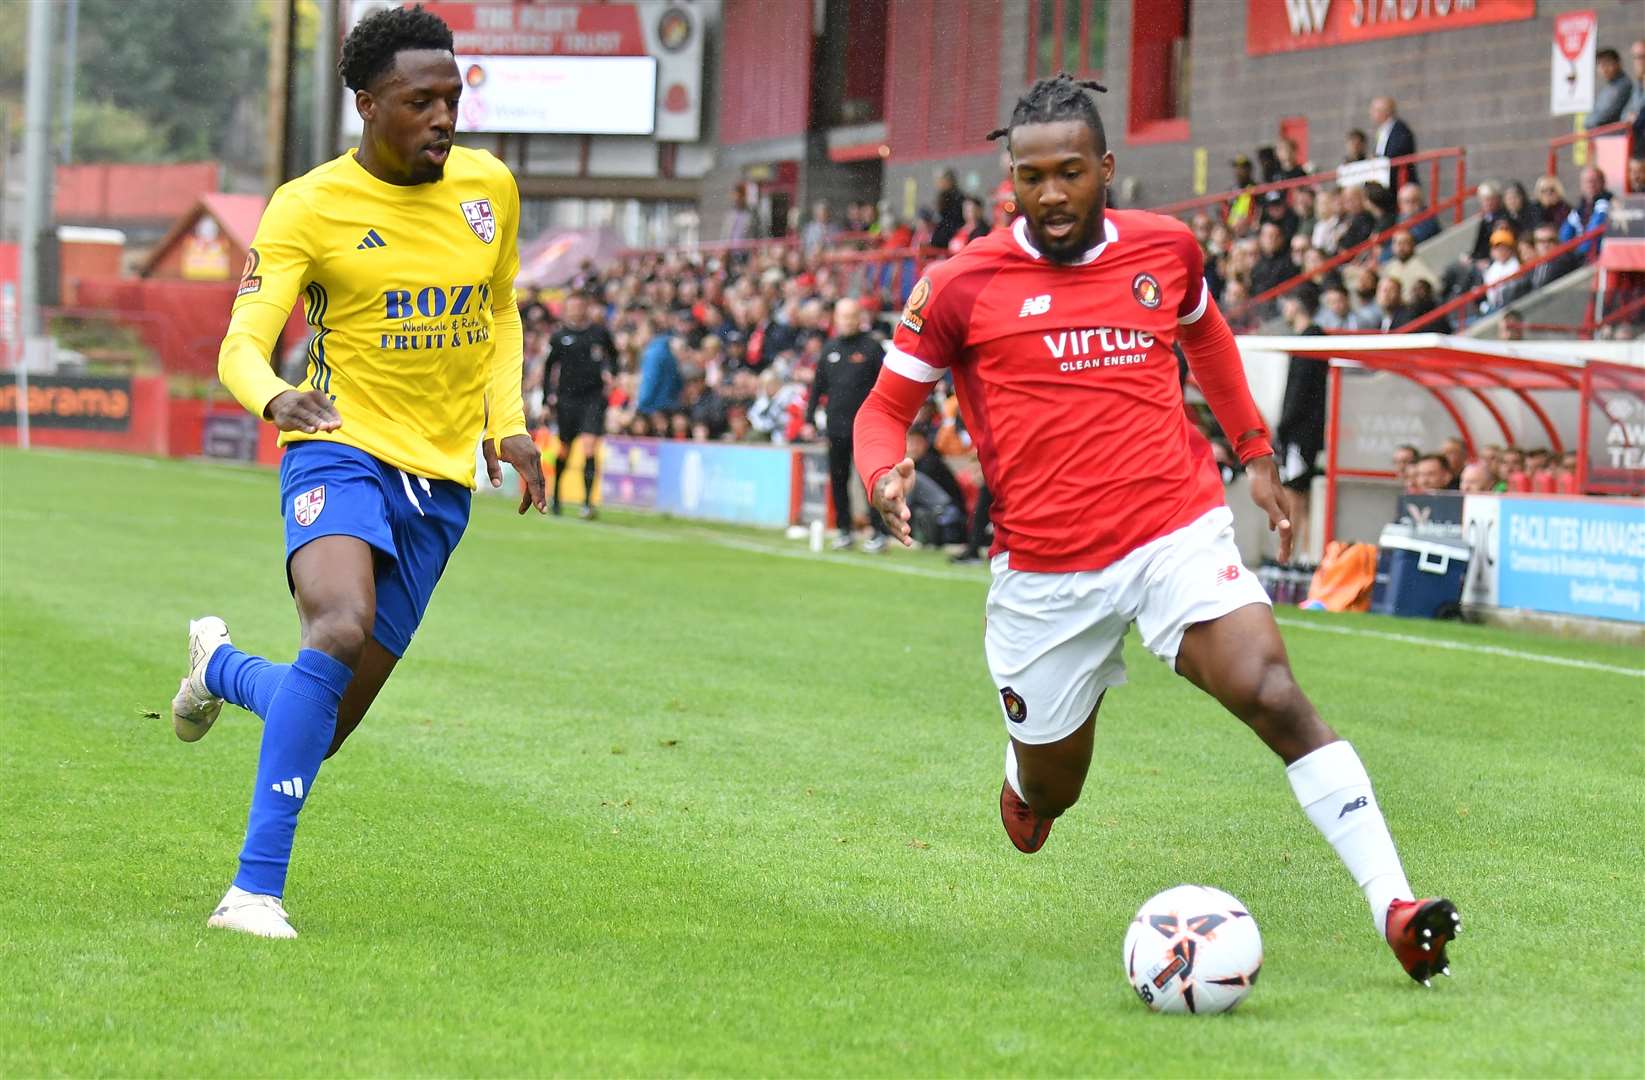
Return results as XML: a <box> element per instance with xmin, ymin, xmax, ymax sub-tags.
<box><xmin>717</xmin><ymin>0</ymin><xmax>812</xmax><ymax>144</ymax></box>
<box><xmin>884</xmin><ymin>0</ymin><xmax>1001</xmax><ymax>162</ymax></box>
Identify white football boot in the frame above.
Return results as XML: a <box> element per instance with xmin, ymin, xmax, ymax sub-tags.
<box><xmin>207</xmin><ymin>885</ymin><xmax>297</xmax><ymax>939</ymax></box>
<box><xmin>170</xmin><ymin>616</ymin><xmax>232</xmax><ymax>742</ymax></box>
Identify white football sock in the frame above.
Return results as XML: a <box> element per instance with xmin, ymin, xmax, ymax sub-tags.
<box><xmin>1004</xmin><ymin>741</ymin><xmax>1025</xmax><ymax>801</ymax></box>
<box><xmin>1286</xmin><ymin>740</ymin><xmax>1414</xmax><ymax>934</ymax></box>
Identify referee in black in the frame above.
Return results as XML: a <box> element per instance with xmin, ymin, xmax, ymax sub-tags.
<box><xmin>547</xmin><ymin>291</ymin><xmax>618</xmax><ymax>519</ymax></box>
<box><xmin>807</xmin><ymin>297</ymin><xmax>888</xmax><ymax>552</ymax></box>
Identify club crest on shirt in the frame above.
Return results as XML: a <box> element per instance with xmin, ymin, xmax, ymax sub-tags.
<box><xmin>461</xmin><ymin>198</ymin><xmax>496</xmax><ymax>244</ymax></box>
<box><xmin>293</xmin><ymin>485</ymin><xmax>325</xmax><ymax>527</ymax></box>
<box><xmin>1132</xmin><ymin>272</ymin><xmax>1162</xmax><ymax>309</ymax></box>
<box><xmin>1000</xmin><ymin>686</ymin><xmax>1027</xmax><ymax>724</ymax></box>
<box><xmin>901</xmin><ymin>277</ymin><xmax>932</xmax><ymax>334</ymax></box>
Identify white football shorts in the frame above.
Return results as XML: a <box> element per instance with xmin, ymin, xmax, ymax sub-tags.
<box><xmin>983</xmin><ymin>506</ymin><xmax>1271</xmax><ymax>745</ymax></box>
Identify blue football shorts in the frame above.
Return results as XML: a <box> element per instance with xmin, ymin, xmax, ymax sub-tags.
<box><xmin>278</xmin><ymin>441</ymin><xmax>471</xmax><ymax>657</ymax></box>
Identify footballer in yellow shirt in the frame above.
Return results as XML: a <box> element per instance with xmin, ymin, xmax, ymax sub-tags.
<box><xmin>167</xmin><ymin>5</ymin><xmax>545</xmax><ymax>939</ymax></box>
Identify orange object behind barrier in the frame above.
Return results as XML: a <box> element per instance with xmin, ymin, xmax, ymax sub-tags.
<box><xmin>1305</xmin><ymin>541</ymin><xmax>1378</xmax><ymax>613</ymax></box>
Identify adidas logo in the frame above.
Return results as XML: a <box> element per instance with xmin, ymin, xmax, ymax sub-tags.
<box><xmin>356</xmin><ymin>229</ymin><xmax>386</xmax><ymax>250</ymax></box>
<box><xmin>271</xmin><ymin>777</ymin><xmax>306</xmax><ymax>798</ymax></box>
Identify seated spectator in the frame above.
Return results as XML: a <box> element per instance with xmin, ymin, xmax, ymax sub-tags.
<box><xmin>1250</xmin><ymin>222</ymin><xmax>1299</xmax><ymax>314</ymax></box>
<box><xmin>1337</xmin><ymin>185</ymin><xmax>1379</xmax><ymax>252</ymax></box>
<box><xmin>1523</xmin><ymin>223</ymin><xmax>1578</xmax><ymax>291</ymax></box>
<box><xmin>1259</xmin><ymin>190</ymin><xmax>1300</xmax><ymax>243</ymax></box>
<box><xmin>1311</xmin><ymin>188</ymin><xmax>1345</xmax><ymax>254</ymax></box>
<box><xmin>1382</xmin><ymin>230</ymin><xmax>1440</xmax><ymax>293</ymax></box>
<box><xmin>1273</xmin><ymin>137</ymin><xmax>1308</xmax><ymax>182</ymax></box>
<box><xmin>1459</xmin><ymin>461</ymin><xmax>1495</xmax><ymax>493</ymax></box>
<box><xmin>1502</xmin><ymin>181</ymin><xmax>1535</xmax><ymax>239</ymax></box>
<box><xmin>1393</xmin><ymin>443</ymin><xmax>1420</xmax><ymax>487</ymax></box>
<box><xmin>1412</xmin><ymin>453</ymin><xmax>1453</xmax><ymax>492</ymax></box>
<box><xmin>1221</xmin><ymin>279</ymin><xmax>1257</xmax><ymax>332</ymax></box>
<box><xmin>1498</xmin><ymin>310</ymin><xmax>1526</xmax><ymax>340</ymax></box>
<box><xmin>1469</xmin><ymin>182</ymin><xmax>1513</xmax><ymax>263</ymax></box>
<box><xmin>1591</xmin><ymin>47</ymin><xmax>1633</xmax><ymax>126</ymax></box>
<box><xmin>1406</xmin><ymin>278</ymin><xmax>1448</xmax><ymax>332</ymax></box>
<box><xmin>1317</xmin><ymin>284</ymin><xmax>1360</xmax><ymax>331</ymax></box>
<box><xmin>1387</xmin><ymin>182</ymin><xmax>1440</xmax><ymax>248</ymax></box>
<box><xmin>1349</xmin><ymin>266</ymin><xmax>1382</xmax><ymax>326</ymax></box>
<box><xmin>722</xmin><ymin>406</ymin><xmax>759</xmax><ymax>443</ymax></box>
<box><xmin>1534</xmin><ymin>175</ymin><xmax>1572</xmax><ymax>228</ymax></box>
<box><xmin>1482</xmin><ymin>228</ymin><xmax>1522</xmax><ymax>312</ymax></box>
<box><xmin>904</xmin><ymin>426</ymin><xmax>968</xmax><ymax>546</ymax></box>
<box><xmin>1367</xmin><ymin>276</ymin><xmax>1408</xmax><ymax>331</ymax></box>
<box><xmin>1439</xmin><ymin>437</ymin><xmax>1468</xmax><ymax>481</ymax></box>
<box><xmin>1363</xmin><ymin>181</ymin><xmax>1398</xmax><ymax>235</ymax></box>
<box><xmin>1558</xmin><ymin>167</ymin><xmax>1612</xmax><ymax>257</ymax></box>
<box><xmin>1630</xmin><ymin>39</ymin><xmax>1645</xmax><ymax>120</ymax></box>
<box><xmin>1292</xmin><ymin>186</ymin><xmax>1318</xmax><ymax>238</ymax></box>
<box><xmin>1289</xmin><ymin>233</ymin><xmax>1313</xmax><ymax>268</ymax></box>
<box><xmin>1227</xmin><ymin>154</ymin><xmax>1259</xmax><ymax>231</ymax></box>
<box><xmin>1302</xmin><ymin>247</ymin><xmax>1344</xmax><ymax>293</ymax></box>
<box><xmin>1630</xmin><ymin>155</ymin><xmax>1645</xmax><ymax>194</ymax></box>
<box><xmin>947</xmin><ymin>197</ymin><xmax>991</xmax><ymax>253</ymax></box>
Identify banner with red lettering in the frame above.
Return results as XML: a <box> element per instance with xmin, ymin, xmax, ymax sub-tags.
<box><xmin>1550</xmin><ymin>10</ymin><xmax>1597</xmax><ymax>116</ymax></box>
<box><xmin>1247</xmin><ymin>0</ymin><xmax>1535</xmax><ymax>56</ymax></box>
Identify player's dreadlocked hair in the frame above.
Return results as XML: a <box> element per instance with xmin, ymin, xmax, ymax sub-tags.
<box><xmin>339</xmin><ymin>4</ymin><xmax>455</xmax><ymax>93</ymax></box>
<box><xmin>987</xmin><ymin>73</ymin><xmax>1109</xmax><ymax>153</ymax></box>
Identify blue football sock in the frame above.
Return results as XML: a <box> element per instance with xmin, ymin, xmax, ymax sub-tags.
<box><xmin>205</xmin><ymin>646</ymin><xmax>289</xmax><ymax>720</ymax></box>
<box><xmin>233</xmin><ymin>648</ymin><xmax>353</xmax><ymax>898</ymax></box>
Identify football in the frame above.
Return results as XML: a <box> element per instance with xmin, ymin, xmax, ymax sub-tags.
<box><xmin>1122</xmin><ymin>885</ymin><xmax>1263</xmax><ymax>1014</ymax></box>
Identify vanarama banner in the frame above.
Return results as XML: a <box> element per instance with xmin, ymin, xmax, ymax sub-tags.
<box><xmin>0</xmin><ymin>375</ymin><xmax>133</xmax><ymax>431</ymax></box>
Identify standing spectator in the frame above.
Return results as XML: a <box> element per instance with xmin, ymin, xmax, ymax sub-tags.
<box><xmin>1274</xmin><ymin>137</ymin><xmax>1308</xmax><ymax>182</ymax></box>
<box><xmin>1481</xmin><ymin>227</ymin><xmax>1521</xmax><ymax>312</ymax></box>
<box><xmin>1370</xmin><ymin>96</ymin><xmax>1417</xmax><ymax>184</ymax></box>
<box><xmin>1382</xmin><ymin>231</ymin><xmax>1440</xmax><ymax>295</ymax></box>
<box><xmin>1276</xmin><ymin>283</ymin><xmax>1328</xmax><ymax>559</ymax></box>
<box><xmin>930</xmin><ymin>170</ymin><xmax>965</xmax><ymax>249</ymax></box>
<box><xmin>1227</xmin><ymin>154</ymin><xmax>1258</xmax><ymax>231</ymax></box>
<box><xmin>636</xmin><ymin>313</ymin><xmax>686</xmax><ymax>417</ymax></box>
<box><xmin>1440</xmin><ymin>437</ymin><xmax>1468</xmax><ymax>481</ymax></box>
<box><xmin>807</xmin><ymin>298</ymin><xmax>887</xmax><ymax>552</ymax></box>
<box><xmin>723</xmin><ymin>185</ymin><xmax>756</xmax><ymax>243</ymax></box>
<box><xmin>1368</xmin><ymin>276</ymin><xmax>1408</xmax><ymax>331</ymax></box>
<box><xmin>801</xmin><ymin>201</ymin><xmax>836</xmax><ymax>258</ymax></box>
<box><xmin>1343</xmin><ymin>128</ymin><xmax>1369</xmax><ymax>165</ymax></box>
<box><xmin>1468</xmin><ymin>182</ymin><xmax>1513</xmax><ymax>263</ymax></box>
<box><xmin>1534</xmin><ymin>176</ymin><xmax>1572</xmax><ymax>229</ymax></box>
<box><xmin>1250</xmin><ymin>222</ymin><xmax>1299</xmax><ymax>316</ymax></box>
<box><xmin>1590</xmin><ymin>47</ymin><xmax>1633</xmax><ymax>127</ymax></box>
<box><xmin>1559</xmin><ymin>167</ymin><xmax>1613</xmax><ymax>257</ymax></box>
<box><xmin>1394</xmin><ymin>182</ymin><xmax>1440</xmax><ymax>245</ymax></box>
<box><xmin>1501</xmin><ymin>182</ymin><xmax>1535</xmax><ymax>239</ymax></box>
<box><xmin>948</xmin><ymin>197</ymin><xmax>991</xmax><ymax>253</ymax></box>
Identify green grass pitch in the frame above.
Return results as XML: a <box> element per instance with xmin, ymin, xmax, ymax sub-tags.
<box><xmin>2</xmin><ymin>448</ymin><xmax>1642</xmax><ymax>1077</ymax></box>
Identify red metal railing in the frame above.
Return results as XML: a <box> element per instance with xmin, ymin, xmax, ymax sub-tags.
<box><xmin>1248</xmin><ymin>184</ymin><xmax>1477</xmax><ymax>310</ymax></box>
<box><xmin>1398</xmin><ymin>224</ymin><xmax>1605</xmax><ymax>334</ymax></box>
<box><xmin>1150</xmin><ymin>147</ymin><xmax>1470</xmax><ymax>226</ymax></box>
<box><xmin>1545</xmin><ymin>119</ymin><xmax>1637</xmax><ymax>187</ymax></box>
<box><xmin>615</xmin><ymin>235</ymin><xmax>803</xmax><ymax>259</ymax></box>
<box><xmin>816</xmin><ymin>246</ymin><xmax>948</xmax><ymax>306</ymax></box>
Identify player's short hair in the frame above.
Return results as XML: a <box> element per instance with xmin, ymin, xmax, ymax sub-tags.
<box><xmin>339</xmin><ymin>3</ymin><xmax>455</xmax><ymax>93</ymax></box>
<box><xmin>987</xmin><ymin>73</ymin><xmax>1109</xmax><ymax>156</ymax></box>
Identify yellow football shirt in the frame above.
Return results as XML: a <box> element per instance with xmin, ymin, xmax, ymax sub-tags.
<box><xmin>218</xmin><ymin>146</ymin><xmax>527</xmax><ymax>486</ymax></box>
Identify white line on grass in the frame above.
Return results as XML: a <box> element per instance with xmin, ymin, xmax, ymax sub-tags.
<box><xmin>1272</xmin><ymin>616</ymin><xmax>1643</xmax><ymax>678</ymax></box>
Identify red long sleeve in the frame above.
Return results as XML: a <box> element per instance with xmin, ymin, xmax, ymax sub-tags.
<box><xmin>853</xmin><ymin>367</ymin><xmax>932</xmax><ymax>497</ymax></box>
<box><xmin>1178</xmin><ymin>300</ymin><xmax>1272</xmax><ymax>463</ymax></box>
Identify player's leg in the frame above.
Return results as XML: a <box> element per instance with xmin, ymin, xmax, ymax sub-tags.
<box><xmin>987</xmin><ymin>560</ymin><xmax>1127</xmax><ymax>853</ymax></box>
<box><xmin>325</xmin><ymin>639</ymin><xmax>398</xmax><ymax>758</ymax></box>
<box><xmin>551</xmin><ymin>401</ymin><xmax>579</xmax><ymax>516</ymax></box>
<box><xmin>826</xmin><ymin>437</ymin><xmax>854</xmax><ymax>548</ymax></box>
<box><xmin>212</xmin><ymin>534</ymin><xmax>372</xmax><ymax>938</ymax></box>
<box><xmin>577</xmin><ymin>428</ymin><xmax>600</xmax><ymax>518</ymax></box>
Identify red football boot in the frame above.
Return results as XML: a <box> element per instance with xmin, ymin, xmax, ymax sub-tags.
<box><xmin>999</xmin><ymin>779</ymin><xmax>1054</xmax><ymax>854</ymax></box>
<box><xmin>1385</xmin><ymin>897</ymin><xmax>1461</xmax><ymax>985</ymax></box>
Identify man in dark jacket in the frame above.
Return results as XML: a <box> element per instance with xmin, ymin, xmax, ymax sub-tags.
<box><xmin>1277</xmin><ymin>283</ymin><xmax>1328</xmax><ymax>560</ymax></box>
<box><xmin>807</xmin><ymin>298</ymin><xmax>888</xmax><ymax>551</ymax></box>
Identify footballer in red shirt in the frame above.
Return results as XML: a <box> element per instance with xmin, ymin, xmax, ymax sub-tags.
<box><xmin>853</xmin><ymin>75</ymin><xmax>1458</xmax><ymax>985</ymax></box>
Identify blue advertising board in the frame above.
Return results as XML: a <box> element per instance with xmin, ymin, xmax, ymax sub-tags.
<box><xmin>1496</xmin><ymin>497</ymin><xmax>1645</xmax><ymax>623</ymax></box>
<box><xmin>655</xmin><ymin>441</ymin><xmax>794</xmax><ymax>526</ymax></box>
<box><xmin>600</xmin><ymin>437</ymin><xmax>661</xmax><ymax>510</ymax></box>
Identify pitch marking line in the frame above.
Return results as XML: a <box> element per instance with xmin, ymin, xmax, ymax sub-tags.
<box><xmin>1271</xmin><ymin>617</ymin><xmax>1643</xmax><ymax>678</ymax></box>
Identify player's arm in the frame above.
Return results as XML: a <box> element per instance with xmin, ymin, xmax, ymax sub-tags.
<box><xmin>217</xmin><ymin>187</ymin><xmax>338</xmax><ymax>433</ymax></box>
<box><xmin>854</xmin><ymin>278</ymin><xmax>956</xmax><ymax>546</ymax></box>
<box><xmin>479</xmin><ymin>164</ymin><xmax>546</xmax><ymax>515</ymax></box>
<box><xmin>1175</xmin><ymin>269</ymin><xmax>1290</xmax><ymax>560</ymax></box>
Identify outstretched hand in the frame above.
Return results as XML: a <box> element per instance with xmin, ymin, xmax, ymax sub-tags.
<box><xmin>267</xmin><ymin>390</ymin><xmax>341</xmax><ymax>434</ymax></box>
<box><xmin>484</xmin><ymin>434</ymin><xmax>548</xmax><ymax>515</ymax></box>
<box><xmin>1246</xmin><ymin>454</ymin><xmax>1293</xmax><ymax>564</ymax></box>
<box><xmin>869</xmin><ymin>457</ymin><xmax>918</xmax><ymax>547</ymax></box>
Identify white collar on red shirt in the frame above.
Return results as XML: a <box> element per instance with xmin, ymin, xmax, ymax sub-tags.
<box><xmin>1012</xmin><ymin>214</ymin><xmax>1119</xmax><ymax>265</ymax></box>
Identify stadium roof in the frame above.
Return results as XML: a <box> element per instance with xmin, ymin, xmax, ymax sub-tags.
<box><xmin>138</xmin><ymin>193</ymin><xmax>268</xmax><ymax>278</ymax></box>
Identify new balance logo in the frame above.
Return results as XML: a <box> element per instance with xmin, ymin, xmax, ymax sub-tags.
<box><xmin>356</xmin><ymin>229</ymin><xmax>387</xmax><ymax>250</ymax></box>
<box><xmin>271</xmin><ymin>777</ymin><xmax>306</xmax><ymax>799</ymax></box>
<box><xmin>1018</xmin><ymin>294</ymin><xmax>1052</xmax><ymax>317</ymax></box>
<box><xmin>1215</xmin><ymin>564</ymin><xmax>1241</xmax><ymax>583</ymax></box>
<box><xmin>1338</xmin><ymin>795</ymin><xmax>1368</xmax><ymax>818</ymax></box>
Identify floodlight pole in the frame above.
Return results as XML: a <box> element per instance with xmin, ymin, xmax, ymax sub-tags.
<box><xmin>18</xmin><ymin>0</ymin><xmax>58</xmax><ymax>449</ymax></box>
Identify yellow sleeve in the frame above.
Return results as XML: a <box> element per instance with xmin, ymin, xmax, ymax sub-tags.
<box><xmin>485</xmin><ymin>163</ymin><xmax>528</xmax><ymax>444</ymax></box>
<box><xmin>218</xmin><ymin>185</ymin><xmax>313</xmax><ymax>418</ymax></box>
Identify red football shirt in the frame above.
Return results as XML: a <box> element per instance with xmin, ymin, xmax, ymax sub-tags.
<box><xmin>887</xmin><ymin>210</ymin><xmax>1226</xmax><ymax>573</ymax></box>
